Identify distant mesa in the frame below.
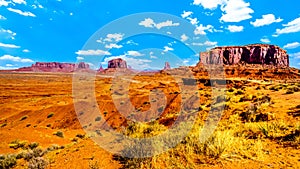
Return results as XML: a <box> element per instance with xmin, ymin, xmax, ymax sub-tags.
<box><xmin>15</xmin><ymin>62</ymin><xmax>90</xmax><ymax>72</ymax></box>
<box><xmin>108</xmin><ymin>58</ymin><xmax>127</xmax><ymax>69</ymax></box>
<box><xmin>200</xmin><ymin>44</ymin><xmax>289</xmax><ymax>67</ymax></box>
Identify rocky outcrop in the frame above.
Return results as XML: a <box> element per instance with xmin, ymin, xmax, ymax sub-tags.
<box><xmin>108</xmin><ymin>58</ymin><xmax>127</xmax><ymax>69</ymax></box>
<box><xmin>164</xmin><ymin>62</ymin><xmax>171</xmax><ymax>70</ymax></box>
<box><xmin>200</xmin><ymin>44</ymin><xmax>289</xmax><ymax>67</ymax></box>
<box><xmin>16</xmin><ymin>62</ymin><xmax>90</xmax><ymax>72</ymax></box>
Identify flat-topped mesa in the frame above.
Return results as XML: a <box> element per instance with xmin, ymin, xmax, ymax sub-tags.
<box><xmin>17</xmin><ymin>62</ymin><xmax>90</xmax><ymax>72</ymax></box>
<box><xmin>200</xmin><ymin>44</ymin><xmax>289</xmax><ymax>67</ymax></box>
<box><xmin>108</xmin><ymin>58</ymin><xmax>127</xmax><ymax>69</ymax></box>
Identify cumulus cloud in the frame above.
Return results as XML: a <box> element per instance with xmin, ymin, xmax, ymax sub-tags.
<box><xmin>0</xmin><ymin>42</ymin><xmax>20</xmax><ymax>48</ymax></box>
<box><xmin>7</xmin><ymin>8</ymin><xmax>36</xmax><ymax>17</ymax></box>
<box><xmin>125</xmin><ymin>51</ymin><xmax>144</xmax><ymax>57</ymax></box>
<box><xmin>192</xmin><ymin>40</ymin><xmax>218</xmax><ymax>46</ymax></box>
<box><xmin>194</xmin><ymin>24</ymin><xmax>214</xmax><ymax>35</ymax></box>
<box><xmin>0</xmin><ymin>0</ymin><xmax>9</xmax><ymax>6</ymax></box>
<box><xmin>260</xmin><ymin>38</ymin><xmax>270</xmax><ymax>43</ymax></box>
<box><xmin>22</xmin><ymin>49</ymin><xmax>30</xmax><ymax>53</ymax></box>
<box><xmin>149</xmin><ymin>52</ymin><xmax>157</xmax><ymax>59</ymax></box>
<box><xmin>181</xmin><ymin>34</ymin><xmax>189</xmax><ymax>42</ymax></box>
<box><xmin>0</xmin><ymin>14</ymin><xmax>6</xmax><ymax>20</ymax></box>
<box><xmin>12</xmin><ymin>0</ymin><xmax>26</xmax><ymax>4</ymax></box>
<box><xmin>0</xmin><ymin>28</ymin><xmax>17</xmax><ymax>39</ymax></box>
<box><xmin>227</xmin><ymin>25</ymin><xmax>244</xmax><ymax>32</ymax></box>
<box><xmin>290</xmin><ymin>52</ymin><xmax>300</xmax><ymax>58</ymax></box>
<box><xmin>104</xmin><ymin>33</ymin><xmax>124</xmax><ymax>42</ymax></box>
<box><xmin>0</xmin><ymin>55</ymin><xmax>34</xmax><ymax>63</ymax></box>
<box><xmin>193</xmin><ymin>0</ymin><xmax>224</xmax><ymax>10</ymax></box>
<box><xmin>283</xmin><ymin>42</ymin><xmax>300</xmax><ymax>49</ymax></box>
<box><xmin>75</xmin><ymin>49</ymin><xmax>111</xmax><ymax>56</ymax></box>
<box><xmin>105</xmin><ymin>43</ymin><xmax>123</xmax><ymax>49</ymax></box>
<box><xmin>181</xmin><ymin>11</ymin><xmax>193</xmax><ymax>18</ymax></box>
<box><xmin>163</xmin><ymin>46</ymin><xmax>174</xmax><ymax>52</ymax></box>
<box><xmin>76</xmin><ymin>56</ymin><xmax>84</xmax><ymax>60</ymax></box>
<box><xmin>139</xmin><ymin>18</ymin><xmax>180</xmax><ymax>29</ymax></box>
<box><xmin>275</xmin><ymin>17</ymin><xmax>300</xmax><ymax>35</ymax></box>
<box><xmin>250</xmin><ymin>14</ymin><xmax>283</xmax><ymax>27</ymax></box>
<box><xmin>220</xmin><ymin>0</ymin><xmax>254</xmax><ymax>22</ymax></box>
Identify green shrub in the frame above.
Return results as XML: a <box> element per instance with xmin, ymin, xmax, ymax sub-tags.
<box><xmin>53</xmin><ymin>131</ymin><xmax>64</xmax><ymax>138</ymax></box>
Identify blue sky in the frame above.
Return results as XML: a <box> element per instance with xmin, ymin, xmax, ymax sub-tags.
<box><xmin>0</xmin><ymin>0</ymin><xmax>300</xmax><ymax>70</ymax></box>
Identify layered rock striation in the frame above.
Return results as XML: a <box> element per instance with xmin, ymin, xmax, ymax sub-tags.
<box><xmin>200</xmin><ymin>44</ymin><xmax>289</xmax><ymax>67</ymax></box>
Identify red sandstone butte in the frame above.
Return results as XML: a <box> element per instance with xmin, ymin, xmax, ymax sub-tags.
<box><xmin>200</xmin><ymin>44</ymin><xmax>289</xmax><ymax>67</ymax></box>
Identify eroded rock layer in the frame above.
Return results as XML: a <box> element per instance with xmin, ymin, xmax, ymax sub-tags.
<box><xmin>200</xmin><ymin>44</ymin><xmax>289</xmax><ymax>67</ymax></box>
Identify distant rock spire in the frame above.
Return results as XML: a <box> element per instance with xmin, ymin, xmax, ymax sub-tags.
<box><xmin>163</xmin><ymin>62</ymin><xmax>171</xmax><ymax>70</ymax></box>
<box><xmin>97</xmin><ymin>64</ymin><xmax>104</xmax><ymax>72</ymax></box>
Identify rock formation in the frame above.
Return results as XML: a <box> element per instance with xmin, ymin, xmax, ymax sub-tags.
<box><xmin>164</xmin><ymin>62</ymin><xmax>171</xmax><ymax>70</ymax></box>
<box><xmin>16</xmin><ymin>62</ymin><xmax>90</xmax><ymax>72</ymax></box>
<box><xmin>200</xmin><ymin>44</ymin><xmax>289</xmax><ymax>67</ymax></box>
<box><xmin>108</xmin><ymin>58</ymin><xmax>127</xmax><ymax>69</ymax></box>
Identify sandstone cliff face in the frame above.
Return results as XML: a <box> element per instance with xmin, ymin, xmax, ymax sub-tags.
<box><xmin>17</xmin><ymin>62</ymin><xmax>90</xmax><ymax>72</ymax></box>
<box><xmin>108</xmin><ymin>58</ymin><xmax>127</xmax><ymax>69</ymax></box>
<box><xmin>200</xmin><ymin>44</ymin><xmax>289</xmax><ymax>67</ymax></box>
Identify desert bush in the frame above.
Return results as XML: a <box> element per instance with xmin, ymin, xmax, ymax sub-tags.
<box><xmin>28</xmin><ymin>142</ymin><xmax>39</xmax><ymax>150</ymax></box>
<box><xmin>89</xmin><ymin>160</ymin><xmax>100</xmax><ymax>169</ymax></box>
<box><xmin>0</xmin><ymin>154</ymin><xmax>17</xmax><ymax>169</ymax></box>
<box><xmin>9</xmin><ymin>140</ymin><xmax>27</xmax><ymax>150</ymax></box>
<box><xmin>94</xmin><ymin>116</ymin><xmax>101</xmax><ymax>122</ymax></box>
<box><xmin>47</xmin><ymin>113</ymin><xmax>54</xmax><ymax>118</ymax></box>
<box><xmin>53</xmin><ymin>131</ymin><xmax>64</xmax><ymax>138</ymax></box>
<box><xmin>28</xmin><ymin>157</ymin><xmax>48</xmax><ymax>169</ymax></box>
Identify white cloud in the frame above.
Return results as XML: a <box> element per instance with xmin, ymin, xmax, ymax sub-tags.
<box><xmin>193</xmin><ymin>0</ymin><xmax>224</xmax><ymax>10</ymax></box>
<box><xmin>181</xmin><ymin>11</ymin><xmax>193</xmax><ymax>18</ymax></box>
<box><xmin>12</xmin><ymin>0</ymin><xmax>26</xmax><ymax>5</ymax></box>
<box><xmin>220</xmin><ymin>0</ymin><xmax>254</xmax><ymax>22</ymax></box>
<box><xmin>75</xmin><ymin>50</ymin><xmax>111</xmax><ymax>56</ymax></box>
<box><xmin>187</xmin><ymin>17</ymin><xmax>199</xmax><ymax>25</ymax></box>
<box><xmin>126</xmin><ymin>40</ymin><xmax>138</xmax><ymax>46</ymax></box>
<box><xmin>0</xmin><ymin>28</ymin><xmax>17</xmax><ymax>39</ymax></box>
<box><xmin>6</xmin><ymin>64</ymin><xmax>14</xmax><ymax>67</ymax></box>
<box><xmin>0</xmin><ymin>14</ymin><xmax>6</xmax><ymax>20</ymax></box>
<box><xmin>105</xmin><ymin>43</ymin><xmax>123</xmax><ymax>49</ymax></box>
<box><xmin>290</xmin><ymin>52</ymin><xmax>300</xmax><ymax>58</ymax></box>
<box><xmin>76</xmin><ymin>56</ymin><xmax>84</xmax><ymax>60</ymax></box>
<box><xmin>163</xmin><ymin>46</ymin><xmax>174</xmax><ymax>52</ymax></box>
<box><xmin>192</xmin><ymin>40</ymin><xmax>218</xmax><ymax>46</ymax></box>
<box><xmin>181</xmin><ymin>34</ymin><xmax>189</xmax><ymax>42</ymax></box>
<box><xmin>275</xmin><ymin>17</ymin><xmax>300</xmax><ymax>35</ymax></box>
<box><xmin>227</xmin><ymin>25</ymin><xmax>244</xmax><ymax>32</ymax></box>
<box><xmin>125</xmin><ymin>51</ymin><xmax>144</xmax><ymax>57</ymax></box>
<box><xmin>194</xmin><ymin>24</ymin><xmax>214</xmax><ymax>35</ymax></box>
<box><xmin>139</xmin><ymin>18</ymin><xmax>180</xmax><ymax>29</ymax></box>
<box><xmin>104</xmin><ymin>33</ymin><xmax>124</xmax><ymax>42</ymax></box>
<box><xmin>7</xmin><ymin>8</ymin><xmax>36</xmax><ymax>17</ymax></box>
<box><xmin>0</xmin><ymin>42</ymin><xmax>20</xmax><ymax>48</ymax></box>
<box><xmin>260</xmin><ymin>38</ymin><xmax>270</xmax><ymax>43</ymax></box>
<box><xmin>0</xmin><ymin>0</ymin><xmax>9</xmax><ymax>6</ymax></box>
<box><xmin>22</xmin><ymin>49</ymin><xmax>30</xmax><ymax>53</ymax></box>
<box><xmin>283</xmin><ymin>42</ymin><xmax>300</xmax><ymax>49</ymax></box>
<box><xmin>250</xmin><ymin>14</ymin><xmax>283</xmax><ymax>27</ymax></box>
<box><xmin>149</xmin><ymin>52</ymin><xmax>157</xmax><ymax>59</ymax></box>
<box><xmin>0</xmin><ymin>55</ymin><xmax>34</xmax><ymax>63</ymax></box>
